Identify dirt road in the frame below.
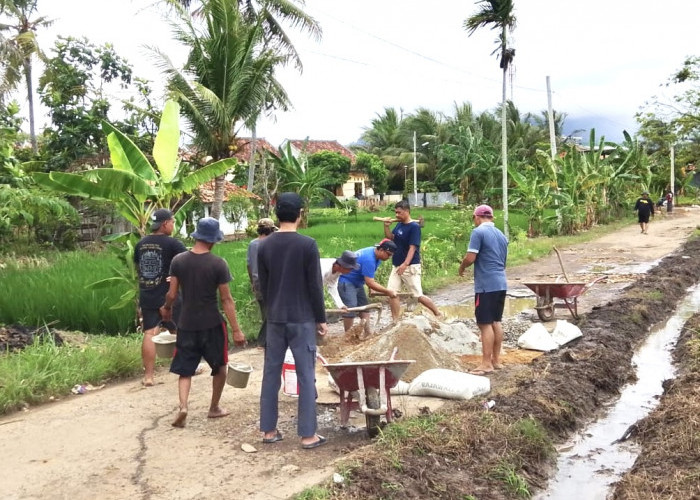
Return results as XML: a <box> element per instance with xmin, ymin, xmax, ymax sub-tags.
<box><xmin>1</xmin><ymin>208</ymin><xmax>698</xmax><ymax>500</ymax></box>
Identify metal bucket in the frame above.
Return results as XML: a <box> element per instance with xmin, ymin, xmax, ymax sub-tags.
<box><xmin>226</xmin><ymin>362</ymin><xmax>253</xmax><ymax>388</ymax></box>
<box><xmin>152</xmin><ymin>333</ymin><xmax>176</xmax><ymax>358</ymax></box>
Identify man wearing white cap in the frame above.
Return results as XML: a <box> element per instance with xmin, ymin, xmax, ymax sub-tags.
<box><xmin>458</xmin><ymin>205</ymin><xmax>508</xmax><ymax>375</ymax></box>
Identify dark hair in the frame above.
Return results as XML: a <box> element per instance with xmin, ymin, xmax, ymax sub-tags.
<box><xmin>394</xmin><ymin>200</ymin><xmax>411</xmax><ymax>212</ymax></box>
<box><xmin>275</xmin><ymin>205</ymin><xmax>300</xmax><ymax>223</ymax></box>
<box><xmin>257</xmin><ymin>226</ymin><xmax>275</xmax><ymax>236</ymax></box>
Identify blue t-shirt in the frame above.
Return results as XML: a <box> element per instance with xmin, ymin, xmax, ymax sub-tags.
<box><xmin>338</xmin><ymin>247</ymin><xmax>380</xmax><ymax>287</ymax></box>
<box><xmin>467</xmin><ymin>222</ymin><xmax>508</xmax><ymax>293</ymax></box>
<box><xmin>391</xmin><ymin>221</ymin><xmax>421</xmax><ymax>266</ymax></box>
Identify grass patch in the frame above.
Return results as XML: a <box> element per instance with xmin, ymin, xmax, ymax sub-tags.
<box><xmin>0</xmin><ymin>331</ymin><xmax>143</xmax><ymax>414</ymax></box>
<box><xmin>323</xmin><ymin>405</ymin><xmax>554</xmax><ymax>499</ymax></box>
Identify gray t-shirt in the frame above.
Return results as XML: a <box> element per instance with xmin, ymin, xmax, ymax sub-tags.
<box><xmin>467</xmin><ymin>222</ymin><xmax>508</xmax><ymax>293</ymax></box>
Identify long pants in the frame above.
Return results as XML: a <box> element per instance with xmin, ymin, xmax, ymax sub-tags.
<box><xmin>260</xmin><ymin>321</ymin><xmax>317</xmax><ymax>437</ymax></box>
<box><xmin>256</xmin><ymin>299</ymin><xmax>267</xmax><ymax>347</ymax></box>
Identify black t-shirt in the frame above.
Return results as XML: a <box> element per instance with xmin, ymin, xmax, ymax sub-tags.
<box><xmin>134</xmin><ymin>234</ymin><xmax>187</xmax><ymax>308</ymax></box>
<box><xmin>634</xmin><ymin>197</ymin><xmax>654</xmax><ymax>217</ymax></box>
<box><xmin>257</xmin><ymin>232</ymin><xmax>326</xmax><ymax>324</ymax></box>
<box><xmin>169</xmin><ymin>251</ymin><xmax>232</xmax><ymax>330</ymax></box>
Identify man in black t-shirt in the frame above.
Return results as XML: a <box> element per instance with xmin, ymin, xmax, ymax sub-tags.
<box><xmin>134</xmin><ymin>208</ymin><xmax>186</xmax><ymax>386</ymax></box>
<box><xmin>258</xmin><ymin>192</ymin><xmax>328</xmax><ymax>449</ymax></box>
<box><xmin>634</xmin><ymin>191</ymin><xmax>654</xmax><ymax>234</ymax></box>
<box><xmin>160</xmin><ymin>217</ymin><xmax>245</xmax><ymax>428</ymax></box>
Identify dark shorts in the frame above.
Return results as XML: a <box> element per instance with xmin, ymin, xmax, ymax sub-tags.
<box><xmin>141</xmin><ymin>296</ymin><xmax>181</xmax><ymax>331</ymax></box>
<box><xmin>170</xmin><ymin>323</ymin><xmax>229</xmax><ymax>377</ymax></box>
<box><xmin>638</xmin><ymin>213</ymin><xmax>651</xmax><ymax>223</ymax></box>
<box><xmin>338</xmin><ymin>281</ymin><xmax>368</xmax><ymax>317</ymax></box>
<box><xmin>475</xmin><ymin>290</ymin><xmax>507</xmax><ymax>324</ymax></box>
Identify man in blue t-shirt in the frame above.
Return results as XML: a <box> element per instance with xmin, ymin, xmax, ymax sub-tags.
<box><xmin>458</xmin><ymin>204</ymin><xmax>508</xmax><ymax>376</ymax></box>
<box><xmin>382</xmin><ymin>200</ymin><xmax>441</xmax><ymax>320</ymax></box>
<box><xmin>338</xmin><ymin>239</ymin><xmax>397</xmax><ymax>331</ymax></box>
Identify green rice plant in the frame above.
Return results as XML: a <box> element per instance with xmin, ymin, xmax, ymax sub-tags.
<box><xmin>0</xmin><ymin>333</ymin><xmax>142</xmax><ymax>414</ymax></box>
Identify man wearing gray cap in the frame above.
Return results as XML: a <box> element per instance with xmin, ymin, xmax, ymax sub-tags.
<box><xmin>161</xmin><ymin>217</ymin><xmax>246</xmax><ymax>427</ymax></box>
<box><xmin>134</xmin><ymin>208</ymin><xmax>186</xmax><ymax>386</ymax></box>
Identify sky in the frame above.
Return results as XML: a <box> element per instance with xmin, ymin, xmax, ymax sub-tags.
<box><xmin>30</xmin><ymin>0</ymin><xmax>700</xmax><ymax>146</ymax></box>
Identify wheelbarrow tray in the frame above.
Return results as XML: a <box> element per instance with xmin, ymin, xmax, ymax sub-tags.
<box><xmin>324</xmin><ymin>360</ymin><xmax>415</xmax><ymax>437</ymax></box>
<box><xmin>325</xmin><ymin>360</ymin><xmax>414</xmax><ymax>392</ymax></box>
<box><xmin>523</xmin><ymin>282</ymin><xmax>588</xmax><ymax>299</ymax></box>
<box><xmin>522</xmin><ymin>279</ymin><xmax>604</xmax><ymax>321</ymax></box>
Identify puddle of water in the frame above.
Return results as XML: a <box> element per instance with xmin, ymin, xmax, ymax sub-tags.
<box><xmin>440</xmin><ymin>297</ymin><xmax>536</xmax><ymax>321</ymax></box>
<box><xmin>536</xmin><ymin>285</ymin><xmax>700</xmax><ymax>500</ymax></box>
<box><xmin>583</xmin><ymin>260</ymin><xmax>660</xmax><ymax>276</ymax></box>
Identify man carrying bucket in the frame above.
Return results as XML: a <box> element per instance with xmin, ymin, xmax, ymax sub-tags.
<box><xmin>160</xmin><ymin>217</ymin><xmax>246</xmax><ymax>428</ymax></box>
<box><xmin>257</xmin><ymin>192</ymin><xmax>328</xmax><ymax>449</ymax></box>
<box><xmin>134</xmin><ymin>208</ymin><xmax>186</xmax><ymax>386</ymax></box>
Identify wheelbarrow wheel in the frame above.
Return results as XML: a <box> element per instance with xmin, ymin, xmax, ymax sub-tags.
<box><xmin>537</xmin><ymin>303</ymin><xmax>555</xmax><ymax>321</ymax></box>
<box><xmin>365</xmin><ymin>388</ymin><xmax>381</xmax><ymax>438</ymax></box>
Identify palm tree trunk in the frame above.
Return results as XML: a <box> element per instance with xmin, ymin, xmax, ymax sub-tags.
<box><xmin>247</xmin><ymin>125</ymin><xmax>257</xmax><ymax>191</ymax></box>
<box><xmin>24</xmin><ymin>58</ymin><xmax>37</xmax><ymax>154</ymax></box>
<box><xmin>211</xmin><ymin>174</ymin><xmax>225</xmax><ymax>220</ymax></box>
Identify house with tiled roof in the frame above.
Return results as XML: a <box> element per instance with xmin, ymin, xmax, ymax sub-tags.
<box><xmin>282</xmin><ymin>139</ymin><xmax>371</xmax><ymax>199</ymax></box>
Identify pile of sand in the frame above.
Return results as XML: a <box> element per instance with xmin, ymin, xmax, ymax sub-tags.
<box><xmin>331</xmin><ymin>318</ymin><xmax>465</xmax><ymax>382</ymax></box>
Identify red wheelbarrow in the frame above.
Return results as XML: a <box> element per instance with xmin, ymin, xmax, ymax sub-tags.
<box><xmin>523</xmin><ymin>277</ymin><xmax>606</xmax><ymax>321</ymax></box>
<box><xmin>323</xmin><ymin>350</ymin><xmax>414</xmax><ymax>438</ymax></box>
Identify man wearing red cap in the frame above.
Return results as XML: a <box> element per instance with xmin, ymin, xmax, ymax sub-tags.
<box><xmin>458</xmin><ymin>205</ymin><xmax>508</xmax><ymax>375</ymax></box>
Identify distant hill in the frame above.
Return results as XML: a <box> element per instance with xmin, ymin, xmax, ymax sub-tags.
<box><xmin>563</xmin><ymin>114</ymin><xmax>638</xmax><ymax>145</ymax></box>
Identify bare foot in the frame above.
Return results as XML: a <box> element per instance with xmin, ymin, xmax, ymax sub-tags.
<box><xmin>172</xmin><ymin>408</ymin><xmax>188</xmax><ymax>428</ymax></box>
<box><xmin>207</xmin><ymin>407</ymin><xmax>230</xmax><ymax>419</ymax></box>
<box><xmin>142</xmin><ymin>378</ymin><xmax>154</xmax><ymax>387</ymax></box>
<box><xmin>493</xmin><ymin>363</ymin><xmax>504</xmax><ymax>370</ymax></box>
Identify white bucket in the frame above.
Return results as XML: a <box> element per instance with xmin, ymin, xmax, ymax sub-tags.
<box><xmin>226</xmin><ymin>362</ymin><xmax>253</xmax><ymax>388</ymax></box>
<box><xmin>152</xmin><ymin>333</ymin><xmax>176</xmax><ymax>358</ymax></box>
<box><xmin>281</xmin><ymin>348</ymin><xmax>298</xmax><ymax>397</ymax></box>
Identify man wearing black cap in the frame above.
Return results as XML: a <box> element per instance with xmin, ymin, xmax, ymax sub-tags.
<box><xmin>161</xmin><ymin>217</ymin><xmax>246</xmax><ymax>427</ymax></box>
<box><xmin>257</xmin><ymin>192</ymin><xmax>328</xmax><ymax>449</ymax></box>
<box><xmin>134</xmin><ymin>208</ymin><xmax>187</xmax><ymax>386</ymax></box>
<box><xmin>634</xmin><ymin>190</ymin><xmax>654</xmax><ymax>234</ymax></box>
<box><xmin>337</xmin><ymin>240</ymin><xmax>398</xmax><ymax>331</ymax></box>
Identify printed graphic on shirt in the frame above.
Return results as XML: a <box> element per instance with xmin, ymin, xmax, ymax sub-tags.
<box><xmin>138</xmin><ymin>244</ymin><xmax>164</xmax><ymax>288</ymax></box>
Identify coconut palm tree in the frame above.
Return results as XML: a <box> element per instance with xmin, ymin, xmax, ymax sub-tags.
<box><xmin>464</xmin><ymin>0</ymin><xmax>516</xmax><ymax>238</ymax></box>
<box><xmin>0</xmin><ymin>0</ymin><xmax>52</xmax><ymax>153</ymax></box>
<box><xmin>169</xmin><ymin>0</ymin><xmax>322</xmax><ymax>193</ymax></box>
<box><xmin>156</xmin><ymin>0</ymin><xmax>291</xmax><ymax>219</ymax></box>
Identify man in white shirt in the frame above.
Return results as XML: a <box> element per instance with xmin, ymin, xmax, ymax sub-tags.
<box><xmin>320</xmin><ymin>251</ymin><xmax>359</xmax><ymax>309</ymax></box>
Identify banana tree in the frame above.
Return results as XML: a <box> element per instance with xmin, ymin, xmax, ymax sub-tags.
<box><xmin>508</xmin><ymin>152</ymin><xmax>555</xmax><ymax>237</ymax></box>
<box><xmin>32</xmin><ymin>100</ymin><xmax>236</xmax><ymax>309</ymax></box>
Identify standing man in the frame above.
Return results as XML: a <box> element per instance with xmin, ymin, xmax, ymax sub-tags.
<box><xmin>458</xmin><ymin>205</ymin><xmax>508</xmax><ymax>376</ymax></box>
<box><xmin>666</xmin><ymin>189</ymin><xmax>674</xmax><ymax>213</ymax></box>
<box><xmin>320</xmin><ymin>250</ymin><xmax>360</xmax><ymax>310</ymax></box>
<box><xmin>247</xmin><ymin>218</ymin><xmax>278</xmax><ymax>348</ymax></box>
<box><xmin>338</xmin><ymin>240</ymin><xmax>397</xmax><ymax>331</ymax></box>
<box><xmin>134</xmin><ymin>208</ymin><xmax>186</xmax><ymax>387</ymax></box>
<box><xmin>383</xmin><ymin>200</ymin><xmax>441</xmax><ymax>320</ymax></box>
<box><xmin>634</xmin><ymin>190</ymin><xmax>654</xmax><ymax>234</ymax></box>
<box><xmin>160</xmin><ymin>217</ymin><xmax>246</xmax><ymax>428</ymax></box>
<box><xmin>257</xmin><ymin>193</ymin><xmax>328</xmax><ymax>449</ymax></box>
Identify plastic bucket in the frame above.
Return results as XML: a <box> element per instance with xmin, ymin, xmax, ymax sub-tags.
<box><xmin>152</xmin><ymin>333</ymin><xmax>176</xmax><ymax>358</ymax></box>
<box><xmin>227</xmin><ymin>362</ymin><xmax>253</xmax><ymax>388</ymax></box>
<box><xmin>281</xmin><ymin>348</ymin><xmax>299</xmax><ymax>397</ymax></box>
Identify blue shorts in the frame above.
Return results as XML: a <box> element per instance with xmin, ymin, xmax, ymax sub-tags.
<box><xmin>170</xmin><ymin>323</ymin><xmax>228</xmax><ymax>377</ymax></box>
<box><xmin>475</xmin><ymin>291</ymin><xmax>506</xmax><ymax>324</ymax></box>
<box><xmin>338</xmin><ymin>281</ymin><xmax>368</xmax><ymax>318</ymax></box>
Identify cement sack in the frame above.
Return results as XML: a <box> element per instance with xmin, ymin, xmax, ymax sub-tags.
<box><xmin>408</xmin><ymin>368</ymin><xmax>490</xmax><ymax>400</ymax></box>
<box><xmin>517</xmin><ymin>323</ymin><xmax>559</xmax><ymax>351</ymax></box>
<box><xmin>551</xmin><ymin>320</ymin><xmax>582</xmax><ymax>346</ymax></box>
<box><xmin>390</xmin><ymin>380</ymin><xmax>410</xmax><ymax>395</ymax></box>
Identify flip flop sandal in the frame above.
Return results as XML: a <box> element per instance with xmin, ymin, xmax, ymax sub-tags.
<box><xmin>262</xmin><ymin>430</ymin><xmax>283</xmax><ymax>444</ymax></box>
<box><xmin>302</xmin><ymin>435</ymin><xmax>327</xmax><ymax>449</ymax></box>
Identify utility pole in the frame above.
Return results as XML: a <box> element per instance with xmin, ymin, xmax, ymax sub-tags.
<box><xmin>413</xmin><ymin>131</ymin><xmax>418</xmax><ymax>205</ymax></box>
<box><xmin>546</xmin><ymin>76</ymin><xmax>557</xmax><ymax>160</ymax></box>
